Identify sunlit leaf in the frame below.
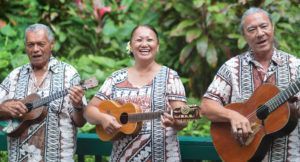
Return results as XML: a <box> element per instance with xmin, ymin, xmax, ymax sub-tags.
<box><xmin>279</xmin><ymin>40</ymin><xmax>291</xmax><ymax>52</ymax></box>
<box><xmin>193</xmin><ymin>0</ymin><xmax>205</xmax><ymax>8</ymax></box>
<box><xmin>0</xmin><ymin>60</ymin><xmax>9</xmax><ymax>68</ymax></box>
<box><xmin>179</xmin><ymin>44</ymin><xmax>193</xmax><ymax>64</ymax></box>
<box><xmin>115</xmin><ymin>57</ymin><xmax>133</xmax><ymax>67</ymax></box>
<box><xmin>54</xmin><ymin>42</ymin><xmax>61</xmax><ymax>52</ymax></box>
<box><xmin>206</xmin><ymin>44</ymin><xmax>217</xmax><ymax>67</ymax></box>
<box><xmin>69</xmin><ymin>46</ymin><xmax>84</xmax><ymax>57</ymax></box>
<box><xmin>227</xmin><ymin>33</ymin><xmax>240</xmax><ymax>39</ymax></box>
<box><xmin>277</xmin><ymin>23</ymin><xmax>294</xmax><ymax>32</ymax></box>
<box><xmin>196</xmin><ymin>36</ymin><xmax>208</xmax><ymax>57</ymax></box>
<box><xmin>0</xmin><ymin>25</ymin><xmax>16</xmax><ymax>37</ymax></box>
<box><xmin>207</xmin><ymin>5</ymin><xmax>220</xmax><ymax>12</ymax></box>
<box><xmin>170</xmin><ymin>19</ymin><xmax>197</xmax><ymax>37</ymax></box>
<box><xmin>0</xmin><ymin>50</ymin><xmax>10</xmax><ymax>59</ymax></box>
<box><xmin>186</xmin><ymin>28</ymin><xmax>201</xmax><ymax>43</ymax></box>
<box><xmin>271</xmin><ymin>12</ymin><xmax>281</xmax><ymax>24</ymax></box>
<box><xmin>11</xmin><ymin>54</ymin><xmax>28</xmax><ymax>68</ymax></box>
<box><xmin>58</xmin><ymin>32</ymin><xmax>67</xmax><ymax>42</ymax></box>
<box><xmin>238</xmin><ymin>36</ymin><xmax>247</xmax><ymax>49</ymax></box>
<box><xmin>50</xmin><ymin>12</ymin><xmax>58</xmax><ymax>21</ymax></box>
<box><xmin>180</xmin><ymin>77</ymin><xmax>189</xmax><ymax>84</ymax></box>
<box><xmin>103</xmin><ymin>20</ymin><xmax>118</xmax><ymax>36</ymax></box>
<box><xmin>89</xmin><ymin>55</ymin><xmax>115</xmax><ymax>68</ymax></box>
<box><xmin>94</xmin><ymin>69</ymin><xmax>107</xmax><ymax>82</ymax></box>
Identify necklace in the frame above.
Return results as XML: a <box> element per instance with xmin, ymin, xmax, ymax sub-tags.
<box><xmin>32</xmin><ymin>70</ymin><xmax>49</xmax><ymax>93</ymax></box>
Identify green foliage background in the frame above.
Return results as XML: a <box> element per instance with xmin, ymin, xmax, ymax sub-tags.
<box><xmin>0</xmin><ymin>0</ymin><xmax>299</xmax><ymax>137</ymax></box>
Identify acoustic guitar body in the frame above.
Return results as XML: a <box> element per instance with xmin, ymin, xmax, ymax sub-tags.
<box><xmin>211</xmin><ymin>84</ymin><xmax>298</xmax><ymax>162</ymax></box>
<box><xmin>8</xmin><ymin>93</ymin><xmax>48</xmax><ymax>138</ymax></box>
<box><xmin>96</xmin><ymin>100</ymin><xmax>142</xmax><ymax>141</ymax></box>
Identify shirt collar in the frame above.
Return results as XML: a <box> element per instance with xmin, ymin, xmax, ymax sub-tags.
<box><xmin>243</xmin><ymin>48</ymin><xmax>285</xmax><ymax>67</ymax></box>
<box><xmin>24</xmin><ymin>56</ymin><xmax>60</xmax><ymax>74</ymax></box>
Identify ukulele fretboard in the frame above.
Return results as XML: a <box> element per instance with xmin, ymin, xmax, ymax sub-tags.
<box><xmin>128</xmin><ymin>111</ymin><xmax>165</xmax><ymax>122</ymax></box>
<box><xmin>266</xmin><ymin>80</ymin><xmax>300</xmax><ymax>113</ymax></box>
<box><xmin>32</xmin><ymin>89</ymin><xmax>69</xmax><ymax>109</ymax></box>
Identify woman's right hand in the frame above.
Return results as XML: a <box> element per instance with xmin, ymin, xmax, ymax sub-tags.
<box><xmin>101</xmin><ymin>113</ymin><xmax>122</xmax><ymax>135</ymax></box>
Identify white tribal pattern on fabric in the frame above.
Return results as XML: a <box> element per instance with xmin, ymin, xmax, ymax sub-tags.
<box><xmin>96</xmin><ymin>66</ymin><xmax>186</xmax><ymax>162</ymax></box>
<box><xmin>0</xmin><ymin>57</ymin><xmax>83</xmax><ymax>162</ymax></box>
<box><xmin>204</xmin><ymin>49</ymin><xmax>300</xmax><ymax>162</ymax></box>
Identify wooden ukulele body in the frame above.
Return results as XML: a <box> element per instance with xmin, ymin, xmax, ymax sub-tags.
<box><xmin>6</xmin><ymin>93</ymin><xmax>48</xmax><ymax>138</ymax></box>
<box><xmin>96</xmin><ymin>100</ymin><xmax>143</xmax><ymax>141</ymax></box>
<box><xmin>1</xmin><ymin>77</ymin><xmax>98</xmax><ymax>138</ymax></box>
<box><xmin>211</xmin><ymin>84</ymin><xmax>298</xmax><ymax>162</ymax></box>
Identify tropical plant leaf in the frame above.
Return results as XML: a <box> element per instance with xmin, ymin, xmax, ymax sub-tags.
<box><xmin>206</xmin><ymin>44</ymin><xmax>217</xmax><ymax>67</ymax></box>
<box><xmin>179</xmin><ymin>44</ymin><xmax>193</xmax><ymax>64</ymax></box>
<box><xmin>238</xmin><ymin>36</ymin><xmax>247</xmax><ymax>49</ymax></box>
<box><xmin>186</xmin><ymin>28</ymin><xmax>201</xmax><ymax>43</ymax></box>
<box><xmin>196</xmin><ymin>36</ymin><xmax>208</xmax><ymax>57</ymax></box>
<box><xmin>170</xmin><ymin>19</ymin><xmax>197</xmax><ymax>37</ymax></box>
<box><xmin>0</xmin><ymin>25</ymin><xmax>16</xmax><ymax>37</ymax></box>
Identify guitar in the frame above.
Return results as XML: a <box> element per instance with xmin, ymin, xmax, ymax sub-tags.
<box><xmin>3</xmin><ymin>77</ymin><xmax>98</xmax><ymax>138</ymax></box>
<box><xmin>95</xmin><ymin>100</ymin><xmax>200</xmax><ymax>141</ymax></box>
<box><xmin>210</xmin><ymin>83</ymin><xmax>299</xmax><ymax>162</ymax></box>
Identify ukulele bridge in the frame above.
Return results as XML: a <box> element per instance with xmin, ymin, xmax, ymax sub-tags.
<box><xmin>243</xmin><ymin>122</ymin><xmax>261</xmax><ymax>146</ymax></box>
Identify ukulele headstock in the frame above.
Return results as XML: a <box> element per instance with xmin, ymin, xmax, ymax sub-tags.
<box><xmin>173</xmin><ymin>105</ymin><xmax>201</xmax><ymax>120</ymax></box>
<box><xmin>80</xmin><ymin>77</ymin><xmax>99</xmax><ymax>90</ymax></box>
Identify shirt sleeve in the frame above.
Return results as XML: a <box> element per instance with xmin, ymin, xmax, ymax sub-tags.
<box><xmin>203</xmin><ymin>64</ymin><xmax>232</xmax><ymax>105</ymax></box>
<box><xmin>0</xmin><ymin>70</ymin><xmax>19</xmax><ymax>132</ymax></box>
<box><xmin>291</xmin><ymin>56</ymin><xmax>300</xmax><ymax>100</ymax></box>
<box><xmin>166</xmin><ymin>69</ymin><xmax>186</xmax><ymax>102</ymax></box>
<box><xmin>95</xmin><ymin>77</ymin><xmax>113</xmax><ymax>100</ymax></box>
<box><xmin>0</xmin><ymin>76</ymin><xmax>10</xmax><ymax>102</ymax></box>
<box><xmin>65</xmin><ymin>65</ymin><xmax>87</xmax><ymax>113</ymax></box>
<box><xmin>0</xmin><ymin>67</ymin><xmax>20</xmax><ymax>102</ymax></box>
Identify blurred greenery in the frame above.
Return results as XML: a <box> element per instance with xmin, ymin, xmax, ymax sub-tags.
<box><xmin>0</xmin><ymin>0</ymin><xmax>299</xmax><ymax>139</ymax></box>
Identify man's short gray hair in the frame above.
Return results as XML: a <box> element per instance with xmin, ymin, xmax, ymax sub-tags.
<box><xmin>25</xmin><ymin>23</ymin><xmax>54</xmax><ymax>42</ymax></box>
<box><xmin>240</xmin><ymin>7</ymin><xmax>272</xmax><ymax>35</ymax></box>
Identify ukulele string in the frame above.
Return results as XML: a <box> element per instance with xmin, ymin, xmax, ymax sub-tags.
<box><xmin>245</xmin><ymin>79</ymin><xmax>300</xmax><ymax>120</ymax></box>
<box><xmin>245</xmin><ymin>93</ymin><xmax>283</xmax><ymax>120</ymax></box>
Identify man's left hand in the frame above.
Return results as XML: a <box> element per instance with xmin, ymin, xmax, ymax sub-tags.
<box><xmin>69</xmin><ymin>86</ymin><xmax>84</xmax><ymax>110</ymax></box>
<box><xmin>161</xmin><ymin>112</ymin><xmax>187</xmax><ymax>130</ymax></box>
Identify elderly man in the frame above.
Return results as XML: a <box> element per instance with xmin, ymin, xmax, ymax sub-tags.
<box><xmin>201</xmin><ymin>7</ymin><xmax>300</xmax><ymax>162</ymax></box>
<box><xmin>0</xmin><ymin>23</ymin><xmax>86</xmax><ymax>161</ymax></box>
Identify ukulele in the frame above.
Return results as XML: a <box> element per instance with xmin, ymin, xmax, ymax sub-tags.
<box><xmin>95</xmin><ymin>100</ymin><xmax>200</xmax><ymax>141</ymax></box>
<box><xmin>2</xmin><ymin>77</ymin><xmax>98</xmax><ymax>138</ymax></box>
<box><xmin>210</xmin><ymin>83</ymin><xmax>299</xmax><ymax>162</ymax></box>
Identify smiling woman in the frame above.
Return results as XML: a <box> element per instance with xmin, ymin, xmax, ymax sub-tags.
<box><xmin>85</xmin><ymin>24</ymin><xmax>190</xmax><ymax>161</ymax></box>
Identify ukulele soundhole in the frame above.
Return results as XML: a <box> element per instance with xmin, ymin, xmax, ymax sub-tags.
<box><xmin>120</xmin><ymin>113</ymin><xmax>129</xmax><ymax>124</ymax></box>
<box><xmin>25</xmin><ymin>103</ymin><xmax>33</xmax><ymax>111</ymax></box>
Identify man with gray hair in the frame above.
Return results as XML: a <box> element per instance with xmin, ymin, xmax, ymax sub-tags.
<box><xmin>201</xmin><ymin>7</ymin><xmax>300</xmax><ymax>161</ymax></box>
<box><xmin>0</xmin><ymin>23</ymin><xmax>87</xmax><ymax>161</ymax></box>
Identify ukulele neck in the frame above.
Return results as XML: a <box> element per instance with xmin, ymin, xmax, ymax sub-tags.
<box><xmin>30</xmin><ymin>89</ymin><xmax>69</xmax><ymax>110</ymax></box>
<box><xmin>128</xmin><ymin>111</ymin><xmax>165</xmax><ymax>122</ymax></box>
